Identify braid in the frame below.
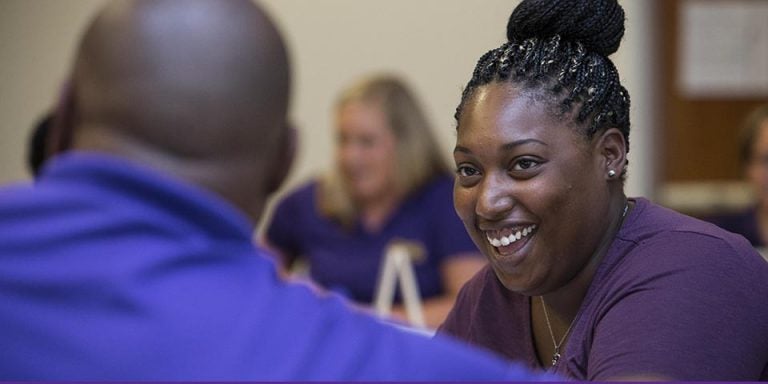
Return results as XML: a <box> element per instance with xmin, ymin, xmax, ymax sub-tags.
<box><xmin>457</xmin><ymin>0</ymin><xmax>631</xmax><ymax>152</ymax></box>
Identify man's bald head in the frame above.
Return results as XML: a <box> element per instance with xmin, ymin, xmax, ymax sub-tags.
<box><xmin>61</xmin><ymin>0</ymin><xmax>293</xmax><ymax>223</ymax></box>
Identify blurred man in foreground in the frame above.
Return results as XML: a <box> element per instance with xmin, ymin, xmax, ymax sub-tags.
<box><xmin>0</xmin><ymin>0</ymin><xmax>549</xmax><ymax>380</ymax></box>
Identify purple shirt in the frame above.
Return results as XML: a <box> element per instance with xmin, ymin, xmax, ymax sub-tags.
<box><xmin>266</xmin><ymin>176</ymin><xmax>480</xmax><ymax>303</ymax></box>
<box><xmin>0</xmin><ymin>152</ymin><xmax>549</xmax><ymax>381</ymax></box>
<box><xmin>439</xmin><ymin>197</ymin><xmax>768</xmax><ymax>381</ymax></box>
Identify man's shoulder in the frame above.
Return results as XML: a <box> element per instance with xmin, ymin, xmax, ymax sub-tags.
<box><xmin>266</xmin><ymin>280</ymin><xmax>539</xmax><ymax>380</ymax></box>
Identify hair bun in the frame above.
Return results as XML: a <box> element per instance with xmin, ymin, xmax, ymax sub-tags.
<box><xmin>506</xmin><ymin>0</ymin><xmax>625</xmax><ymax>56</ymax></box>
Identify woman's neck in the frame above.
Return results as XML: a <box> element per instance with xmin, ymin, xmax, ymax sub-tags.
<box><xmin>543</xmin><ymin>196</ymin><xmax>631</xmax><ymax>319</ymax></box>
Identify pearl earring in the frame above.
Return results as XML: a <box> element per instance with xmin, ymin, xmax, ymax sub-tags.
<box><xmin>608</xmin><ymin>170</ymin><xmax>616</xmax><ymax>178</ymax></box>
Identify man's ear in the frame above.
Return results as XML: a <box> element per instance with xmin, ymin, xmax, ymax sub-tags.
<box><xmin>47</xmin><ymin>81</ymin><xmax>77</xmax><ymax>157</ymax></box>
<box><xmin>596</xmin><ymin>127</ymin><xmax>628</xmax><ymax>180</ymax></box>
<box><xmin>267</xmin><ymin>122</ymin><xmax>297</xmax><ymax>194</ymax></box>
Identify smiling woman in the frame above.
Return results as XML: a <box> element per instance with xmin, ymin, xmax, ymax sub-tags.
<box><xmin>437</xmin><ymin>0</ymin><xmax>768</xmax><ymax>381</ymax></box>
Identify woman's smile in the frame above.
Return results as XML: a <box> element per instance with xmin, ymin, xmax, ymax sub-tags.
<box><xmin>484</xmin><ymin>224</ymin><xmax>537</xmax><ymax>248</ymax></box>
<box><xmin>483</xmin><ymin>224</ymin><xmax>537</xmax><ymax>265</ymax></box>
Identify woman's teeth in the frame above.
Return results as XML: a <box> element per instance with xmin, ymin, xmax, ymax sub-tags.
<box><xmin>486</xmin><ymin>225</ymin><xmax>537</xmax><ymax>247</ymax></box>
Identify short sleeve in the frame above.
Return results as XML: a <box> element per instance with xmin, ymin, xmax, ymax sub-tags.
<box><xmin>585</xmin><ymin>233</ymin><xmax>768</xmax><ymax>381</ymax></box>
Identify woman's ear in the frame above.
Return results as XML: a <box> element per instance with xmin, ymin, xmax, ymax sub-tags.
<box><xmin>597</xmin><ymin>128</ymin><xmax>627</xmax><ymax>180</ymax></box>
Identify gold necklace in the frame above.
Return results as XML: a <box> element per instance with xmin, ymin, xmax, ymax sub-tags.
<box><xmin>540</xmin><ymin>200</ymin><xmax>629</xmax><ymax>367</ymax></box>
<box><xmin>540</xmin><ymin>296</ymin><xmax>573</xmax><ymax>367</ymax></box>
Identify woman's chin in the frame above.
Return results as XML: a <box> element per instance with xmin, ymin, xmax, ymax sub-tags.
<box><xmin>487</xmin><ymin>249</ymin><xmax>548</xmax><ymax>295</ymax></box>
<box><xmin>494</xmin><ymin>273</ymin><xmax>543</xmax><ymax>295</ymax></box>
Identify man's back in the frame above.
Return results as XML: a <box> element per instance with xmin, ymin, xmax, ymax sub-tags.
<box><xmin>0</xmin><ymin>0</ymin><xmax>551</xmax><ymax>380</ymax></box>
<box><xmin>0</xmin><ymin>152</ymin><xmax>544</xmax><ymax>380</ymax></box>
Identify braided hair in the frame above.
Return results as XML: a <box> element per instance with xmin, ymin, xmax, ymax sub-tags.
<box><xmin>456</xmin><ymin>0</ymin><xmax>631</xmax><ymax>153</ymax></box>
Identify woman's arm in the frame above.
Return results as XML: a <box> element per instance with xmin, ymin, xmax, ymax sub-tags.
<box><xmin>393</xmin><ymin>253</ymin><xmax>486</xmax><ymax>329</ymax></box>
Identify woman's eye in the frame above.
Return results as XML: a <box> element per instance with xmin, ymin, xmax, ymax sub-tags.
<box><xmin>512</xmin><ymin>158</ymin><xmax>540</xmax><ymax>171</ymax></box>
<box><xmin>455</xmin><ymin>165</ymin><xmax>480</xmax><ymax>177</ymax></box>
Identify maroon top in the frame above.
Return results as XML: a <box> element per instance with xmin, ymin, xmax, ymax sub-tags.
<box><xmin>439</xmin><ymin>198</ymin><xmax>768</xmax><ymax>381</ymax></box>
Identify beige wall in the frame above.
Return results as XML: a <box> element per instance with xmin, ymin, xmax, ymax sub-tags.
<box><xmin>0</xmin><ymin>0</ymin><xmax>656</xmax><ymax>204</ymax></box>
<box><xmin>0</xmin><ymin>0</ymin><xmax>103</xmax><ymax>182</ymax></box>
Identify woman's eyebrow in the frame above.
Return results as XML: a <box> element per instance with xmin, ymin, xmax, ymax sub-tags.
<box><xmin>454</xmin><ymin>138</ymin><xmax>547</xmax><ymax>154</ymax></box>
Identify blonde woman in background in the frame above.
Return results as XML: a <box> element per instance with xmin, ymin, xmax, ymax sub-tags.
<box><xmin>265</xmin><ymin>75</ymin><xmax>485</xmax><ymax>328</ymax></box>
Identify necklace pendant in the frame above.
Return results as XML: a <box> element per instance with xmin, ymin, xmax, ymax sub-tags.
<box><xmin>551</xmin><ymin>351</ymin><xmax>561</xmax><ymax>367</ymax></box>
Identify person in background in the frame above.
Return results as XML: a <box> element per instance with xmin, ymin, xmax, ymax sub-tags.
<box><xmin>704</xmin><ymin>104</ymin><xmax>768</xmax><ymax>249</ymax></box>
<box><xmin>437</xmin><ymin>0</ymin><xmax>768</xmax><ymax>380</ymax></box>
<box><xmin>0</xmin><ymin>0</ymin><xmax>551</xmax><ymax>380</ymax></box>
<box><xmin>266</xmin><ymin>75</ymin><xmax>485</xmax><ymax>328</ymax></box>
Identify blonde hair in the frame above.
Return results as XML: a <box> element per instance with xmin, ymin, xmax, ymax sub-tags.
<box><xmin>318</xmin><ymin>74</ymin><xmax>449</xmax><ymax>227</ymax></box>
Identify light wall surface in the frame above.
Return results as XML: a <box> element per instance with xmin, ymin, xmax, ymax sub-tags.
<box><xmin>0</xmin><ymin>1</ymin><xmax>656</xmax><ymax>217</ymax></box>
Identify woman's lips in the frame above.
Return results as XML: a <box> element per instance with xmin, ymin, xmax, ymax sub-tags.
<box><xmin>485</xmin><ymin>224</ymin><xmax>537</xmax><ymax>247</ymax></box>
<box><xmin>483</xmin><ymin>224</ymin><xmax>537</xmax><ymax>266</ymax></box>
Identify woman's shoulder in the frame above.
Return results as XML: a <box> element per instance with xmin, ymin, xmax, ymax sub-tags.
<box><xmin>583</xmin><ymin>203</ymin><xmax>768</xmax><ymax>335</ymax></box>
<box><xmin>620</xmin><ymin>198</ymin><xmax>756</xmax><ymax>255</ymax></box>
<box><xmin>605</xmin><ymin>198</ymin><xmax>768</xmax><ymax>291</ymax></box>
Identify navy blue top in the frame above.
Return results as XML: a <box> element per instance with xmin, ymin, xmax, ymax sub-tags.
<box><xmin>703</xmin><ymin>206</ymin><xmax>764</xmax><ymax>247</ymax></box>
<box><xmin>0</xmin><ymin>152</ymin><xmax>548</xmax><ymax>381</ymax></box>
<box><xmin>267</xmin><ymin>177</ymin><xmax>480</xmax><ymax>303</ymax></box>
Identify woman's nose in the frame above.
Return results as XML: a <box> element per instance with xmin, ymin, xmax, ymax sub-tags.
<box><xmin>338</xmin><ymin>142</ymin><xmax>360</xmax><ymax>165</ymax></box>
<box><xmin>475</xmin><ymin>173</ymin><xmax>514</xmax><ymax>220</ymax></box>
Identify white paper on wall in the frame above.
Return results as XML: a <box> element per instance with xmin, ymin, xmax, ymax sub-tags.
<box><xmin>678</xmin><ymin>0</ymin><xmax>768</xmax><ymax>98</ymax></box>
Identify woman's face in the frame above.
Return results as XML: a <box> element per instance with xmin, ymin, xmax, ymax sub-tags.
<box><xmin>746</xmin><ymin>119</ymin><xmax>768</xmax><ymax>207</ymax></box>
<box><xmin>453</xmin><ymin>83</ymin><xmax>613</xmax><ymax>295</ymax></box>
<box><xmin>336</xmin><ymin>101</ymin><xmax>398</xmax><ymax>204</ymax></box>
